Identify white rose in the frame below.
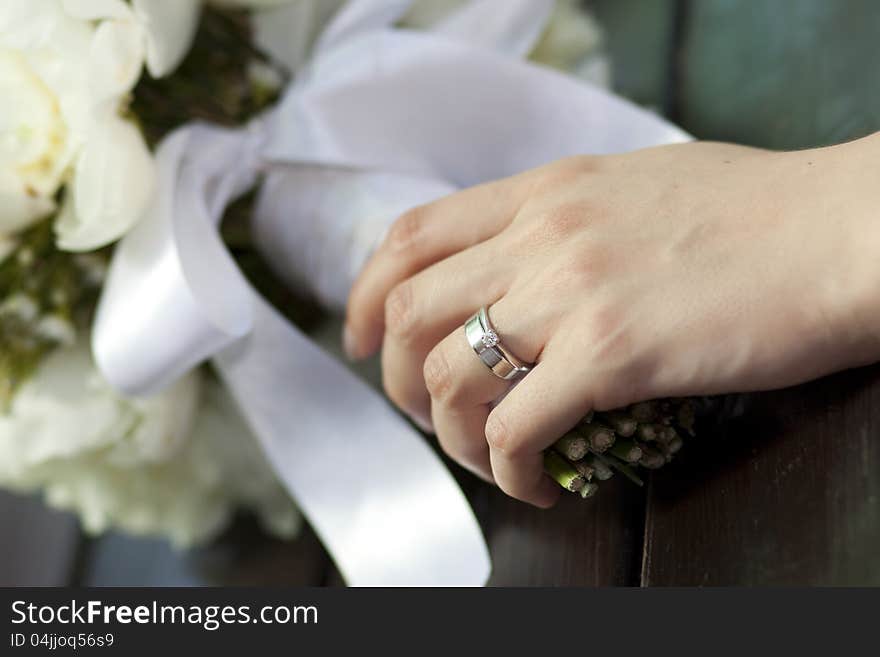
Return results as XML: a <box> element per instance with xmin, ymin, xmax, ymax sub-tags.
<box><xmin>0</xmin><ymin>0</ymin><xmax>200</xmax><ymax>251</ymax></box>
<box><xmin>0</xmin><ymin>340</ymin><xmax>300</xmax><ymax>547</ymax></box>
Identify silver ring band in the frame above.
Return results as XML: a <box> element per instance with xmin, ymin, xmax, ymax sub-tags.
<box><xmin>464</xmin><ymin>306</ymin><xmax>532</xmax><ymax>380</ymax></box>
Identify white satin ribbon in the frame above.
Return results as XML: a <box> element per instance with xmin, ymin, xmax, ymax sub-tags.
<box><xmin>92</xmin><ymin>0</ymin><xmax>689</xmax><ymax>586</ymax></box>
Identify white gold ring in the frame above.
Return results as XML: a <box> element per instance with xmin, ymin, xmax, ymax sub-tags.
<box><xmin>464</xmin><ymin>306</ymin><xmax>532</xmax><ymax>380</ymax></box>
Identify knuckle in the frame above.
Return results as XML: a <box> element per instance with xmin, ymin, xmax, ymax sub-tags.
<box><xmin>512</xmin><ymin>203</ymin><xmax>593</xmax><ymax>253</ymax></box>
<box><xmin>385</xmin><ymin>205</ymin><xmax>427</xmax><ymax>253</ymax></box>
<box><xmin>423</xmin><ymin>347</ymin><xmax>457</xmax><ymax>403</ymax></box>
<box><xmin>553</xmin><ymin>154</ymin><xmax>599</xmax><ymax>179</ymax></box>
<box><xmin>529</xmin><ymin>156</ymin><xmax>597</xmax><ymax>197</ymax></box>
<box><xmin>384</xmin><ymin>281</ymin><xmax>417</xmax><ymax>341</ymax></box>
<box><xmin>485</xmin><ymin>412</ymin><xmax>523</xmax><ymax>455</ymax></box>
<box><xmin>544</xmin><ymin>243</ymin><xmax>607</xmax><ymax>288</ymax></box>
<box><xmin>538</xmin><ymin>205</ymin><xmax>585</xmax><ymax>241</ymax></box>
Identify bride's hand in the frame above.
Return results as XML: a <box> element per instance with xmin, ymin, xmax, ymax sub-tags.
<box><xmin>344</xmin><ymin>136</ymin><xmax>880</xmax><ymax>507</ymax></box>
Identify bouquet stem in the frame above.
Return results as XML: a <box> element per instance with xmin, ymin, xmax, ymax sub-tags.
<box><xmin>543</xmin><ymin>451</ymin><xmax>586</xmax><ymax>492</ymax></box>
<box><xmin>544</xmin><ymin>397</ymin><xmax>709</xmax><ymax>499</ymax></box>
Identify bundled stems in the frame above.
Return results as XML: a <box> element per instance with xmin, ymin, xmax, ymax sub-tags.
<box><xmin>637</xmin><ymin>444</ymin><xmax>666</xmax><ymax>469</ymax></box>
<box><xmin>544</xmin><ymin>397</ymin><xmax>706</xmax><ymax>499</ymax></box>
<box><xmin>544</xmin><ymin>451</ymin><xmax>586</xmax><ymax>492</ymax></box>
<box><xmin>598</xmin><ymin>411</ymin><xmax>638</xmax><ymax>438</ymax></box>
<box><xmin>584</xmin><ymin>454</ymin><xmax>614</xmax><ymax>481</ymax></box>
<box><xmin>579</xmin><ymin>424</ymin><xmax>615</xmax><ymax>453</ymax></box>
<box><xmin>609</xmin><ymin>438</ymin><xmax>642</xmax><ymax>464</ymax></box>
<box><xmin>580</xmin><ymin>482</ymin><xmax>600</xmax><ymax>499</ymax></box>
<box><xmin>599</xmin><ymin>453</ymin><xmax>644</xmax><ymax>487</ymax></box>
<box><xmin>553</xmin><ymin>430</ymin><xmax>589</xmax><ymax>461</ymax></box>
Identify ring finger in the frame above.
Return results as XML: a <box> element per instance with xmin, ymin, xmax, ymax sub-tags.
<box><xmin>380</xmin><ymin>236</ymin><xmax>512</xmax><ymax>429</ymax></box>
<box><xmin>425</xmin><ymin>299</ymin><xmax>551</xmax><ymax>487</ymax></box>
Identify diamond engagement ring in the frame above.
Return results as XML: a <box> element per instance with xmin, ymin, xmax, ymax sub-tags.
<box><xmin>464</xmin><ymin>306</ymin><xmax>532</xmax><ymax>380</ymax></box>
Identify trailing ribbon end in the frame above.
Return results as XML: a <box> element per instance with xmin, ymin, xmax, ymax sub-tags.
<box><xmin>91</xmin><ymin>120</ymin><xmax>492</xmax><ymax>585</ymax></box>
<box><xmin>214</xmin><ymin>297</ymin><xmax>492</xmax><ymax>586</ymax></box>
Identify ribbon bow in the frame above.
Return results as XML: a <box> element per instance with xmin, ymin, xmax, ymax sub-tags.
<box><xmin>92</xmin><ymin>0</ymin><xmax>688</xmax><ymax>586</ymax></box>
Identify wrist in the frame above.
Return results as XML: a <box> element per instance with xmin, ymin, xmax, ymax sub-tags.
<box><xmin>814</xmin><ymin>133</ymin><xmax>880</xmax><ymax>367</ymax></box>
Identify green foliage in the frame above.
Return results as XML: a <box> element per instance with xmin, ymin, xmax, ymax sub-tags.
<box><xmin>132</xmin><ymin>6</ymin><xmax>284</xmax><ymax>148</ymax></box>
<box><xmin>0</xmin><ymin>220</ymin><xmax>105</xmax><ymax>409</ymax></box>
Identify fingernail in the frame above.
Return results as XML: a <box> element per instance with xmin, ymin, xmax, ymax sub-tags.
<box><xmin>343</xmin><ymin>325</ymin><xmax>358</xmax><ymax>360</ymax></box>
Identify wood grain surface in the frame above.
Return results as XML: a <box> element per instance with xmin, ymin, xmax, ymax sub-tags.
<box><xmin>480</xmin><ymin>479</ymin><xmax>644</xmax><ymax>586</ymax></box>
<box><xmin>642</xmin><ymin>368</ymin><xmax>880</xmax><ymax>585</ymax></box>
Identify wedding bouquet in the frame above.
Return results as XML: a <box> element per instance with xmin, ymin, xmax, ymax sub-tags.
<box><xmin>0</xmin><ymin>0</ymin><xmax>313</xmax><ymax>548</ymax></box>
<box><xmin>0</xmin><ymin>0</ymin><xmax>610</xmax><ymax>551</ymax></box>
<box><xmin>546</xmin><ymin>398</ymin><xmax>707</xmax><ymax>498</ymax></box>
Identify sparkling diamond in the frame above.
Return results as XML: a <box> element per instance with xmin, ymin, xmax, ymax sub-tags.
<box><xmin>482</xmin><ymin>329</ymin><xmax>499</xmax><ymax>348</ymax></box>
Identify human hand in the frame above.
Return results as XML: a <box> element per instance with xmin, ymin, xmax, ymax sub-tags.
<box><xmin>344</xmin><ymin>136</ymin><xmax>880</xmax><ymax>507</ymax></box>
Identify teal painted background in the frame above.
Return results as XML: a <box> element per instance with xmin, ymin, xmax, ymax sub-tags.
<box><xmin>594</xmin><ymin>0</ymin><xmax>880</xmax><ymax>149</ymax></box>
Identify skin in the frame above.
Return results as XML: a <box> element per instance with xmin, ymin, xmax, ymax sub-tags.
<box><xmin>344</xmin><ymin>134</ymin><xmax>880</xmax><ymax>507</ymax></box>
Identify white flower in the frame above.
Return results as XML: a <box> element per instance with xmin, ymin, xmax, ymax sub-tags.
<box><xmin>530</xmin><ymin>0</ymin><xmax>609</xmax><ymax>87</ymax></box>
<box><xmin>0</xmin><ymin>235</ymin><xmax>17</xmax><ymax>264</ymax></box>
<box><xmin>0</xmin><ymin>0</ymin><xmax>200</xmax><ymax>251</ymax></box>
<box><xmin>401</xmin><ymin>0</ymin><xmax>466</xmax><ymax>29</ymax></box>
<box><xmin>246</xmin><ymin>0</ymin><xmax>344</xmax><ymax>76</ymax></box>
<box><xmin>210</xmin><ymin>0</ymin><xmax>302</xmax><ymax>8</ymax></box>
<box><xmin>0</xmin><ymin>293</ymin><xmax>39</xmax><ymax>323</ymax></box>
<box><xmin>402</xmin><ymin>0</ymin><xmax>609</xmax><ymax>86</ymax></box>
<box><xmin>0</xmin><ymin>340</ymin><xmax>300</xmax><ymax>547</ymax></box>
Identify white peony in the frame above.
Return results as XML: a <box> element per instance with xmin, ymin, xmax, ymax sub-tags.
<box><xmin>0</xmin><ymin>341</ymin><xmax>300</xmax><ymax>547</ymax></box>
<box><xmin>0</xmin><ymin>0</ymin><xmax>200</xmax><ymax>251</ymax></box>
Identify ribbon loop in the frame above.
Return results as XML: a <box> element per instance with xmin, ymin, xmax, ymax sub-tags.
<box><xmin>93</xmin><ymin>126</ymin><xmax>257</xmax><ymax>396</ymax></box>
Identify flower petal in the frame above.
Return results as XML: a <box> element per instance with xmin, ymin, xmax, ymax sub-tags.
<box><xmin>211</xmin><ymin>0</ymin><xmax>303</xmax><ymax>7</ymax></box>
<box><xmin>55</xmin><ymin>113</ymin><xmax>154</xmax><ymax>251</ymax></box>
<box><xmin>0</xmin><ymin>0</ymin><xmax>67</xmax><ymax>50</ymax></box>
<box><xmin>0</xmin><ymin>169</ymin><xmax>56</xmax><ymax>235</ymax></box>
<box><xmin>132</xmin><ymin>0</ymin><xmax>200</xmax><ymax>78</ymax></box>
<box><xmin>0</xmin><ymin>235</ymin><xmax>16</xmax><ymax>263</ymax></box>
<box><xmin>252</xmin><ymin>0</ymin><xmax>345</xmax><ymax>73</ymax></box>
<box><xmin>88</xmin><ymin>17</ymin><xmax>146</xmax><ymax>102</ymax></box>
<box><xmin>60</xmin><ymin>0</ymin><xmax>131</xmax><ymax>21</ymax></box>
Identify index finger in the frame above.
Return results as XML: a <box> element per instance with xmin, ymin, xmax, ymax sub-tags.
<box><xmin>344</xmin><ymin>174</ymin><xmax>529</xmax><ymax>360</ymax></box>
